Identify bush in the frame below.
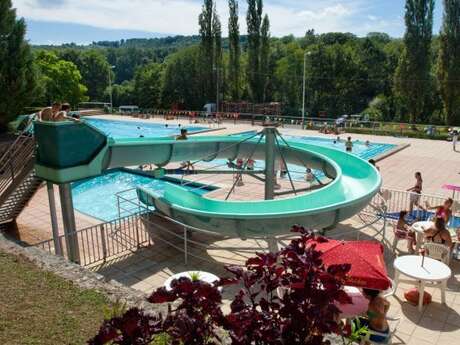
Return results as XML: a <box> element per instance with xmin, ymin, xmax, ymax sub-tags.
<box><xmin>89</xmin><ymin>227</ymin><xmax>359</xmax><ymax>345</ymax></box>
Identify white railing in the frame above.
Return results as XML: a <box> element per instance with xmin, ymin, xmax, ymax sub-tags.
<box><xmin>34</xmin><ymin>212</ymin><xmax>152</xmax><ymax>266</ymax></box>
<box><xmin>380</xmin><ymin>188</ymin><xmax>459</xmax><ymax>227</ymax></box>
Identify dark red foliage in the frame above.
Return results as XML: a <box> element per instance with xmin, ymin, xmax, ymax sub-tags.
<box><xmin>89</xmin><ymin>227</ymin><xmax>352</xmax><ymax>345</ymax></box>
<box><xmin>222</xmin><ymin>227</ymin><xmax>352</xmax><ymax>345</ymax></box>
<box><xmin>88</xmin><ymin>308</ymin><xmax>163</xmax><ymax>345</ymax></box>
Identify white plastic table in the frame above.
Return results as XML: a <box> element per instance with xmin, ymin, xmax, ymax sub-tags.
<box><xmin>411</xmin><ymin>221</ymin><xmax>434</xmax><ymax>251</ymax></box>
<box><xmin>394</xmin><ymin>255</ymin><xmax>451</xmax><ymax>311</ymax></box>
<box><xmin>164</xmin><ymin>271</ymin><xmax>220</xmax><ymax>291</ymax></box>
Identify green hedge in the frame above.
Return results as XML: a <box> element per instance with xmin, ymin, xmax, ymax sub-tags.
<box><xmin>344</xmin><ymin>127</ymin><xmax>448</xmax><ymax>141</ymax></box>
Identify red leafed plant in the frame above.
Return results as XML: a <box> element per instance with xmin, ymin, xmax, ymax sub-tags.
<box><xmin>89</xmin><ymin>227</ymin><xmax>353</xmax><ymax>345</ymax></box>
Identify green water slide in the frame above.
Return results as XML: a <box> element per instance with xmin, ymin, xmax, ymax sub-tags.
<box><xmin>34</xmin><ymin>121</ymin><xmax>381</xmax><ymax>237</ymax></box>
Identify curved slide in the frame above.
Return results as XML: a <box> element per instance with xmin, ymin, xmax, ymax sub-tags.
<box><xmin>34</xmin><ymin>121</ymin><xmax>381</xmax><ymax>238</ymax></box>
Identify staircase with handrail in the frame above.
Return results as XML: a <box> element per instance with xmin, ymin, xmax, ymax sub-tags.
<box><xmin>0</xmin><ymin>132</ymin><xmax>42</xmax><ymax>224</ymax></box>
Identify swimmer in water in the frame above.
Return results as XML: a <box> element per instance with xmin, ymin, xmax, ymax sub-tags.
<box><xmin>165</xmin><ymin>124</ymin><xmax>169</xmax><ymax>128</ymax></box>
<box><xmin>139</xmin><ymin>135</ymin><xmax>144</xmax><ymax>138</ymax></box>
<box><xmin>137</xmin><ymin>126</ymin><xmax>141</xmax><ymax>130</ymax></box>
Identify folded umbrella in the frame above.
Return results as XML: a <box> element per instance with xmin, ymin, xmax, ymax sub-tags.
<box><xmin>307</xmin><ymin>238</ymin><xmax>391</xmax><ymax>291</ymax></box>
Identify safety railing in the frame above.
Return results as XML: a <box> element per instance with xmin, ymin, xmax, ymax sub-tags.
<box><xmin>0</xmin><ymin>133</ymin><xmax>36</xmax><ymax>204</ymax></box>
<box><xmin>34</xmin><ymin>212</ymin><xmax>152</xmax><ymax>267</ymax></box>
<box><xmin>379</xmin><ymin>188</ymin><xmax>460</xmax><ymax>227</ymax></box>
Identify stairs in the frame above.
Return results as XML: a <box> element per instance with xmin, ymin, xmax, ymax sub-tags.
<box><xmin>0</xmin><ymin>134</ymin><xmax>42</xmax><ymax>224</ymax></box>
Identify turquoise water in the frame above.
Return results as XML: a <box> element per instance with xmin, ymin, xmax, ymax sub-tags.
<box><xmin>72</xmin><ymin>171</ymin><xmax>209</xmax><ymax>221</ymax></box>
<box><xmin>283</xmin><ymin>135</ymin><xmax>395</xmax><ymax>160</ymax></box>
<box><xmin>84</xmin><ymin>118</ymin><xmax>208</xmax><ymax>138</ymax></box>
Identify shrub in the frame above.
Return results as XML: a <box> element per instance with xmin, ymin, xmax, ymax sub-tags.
<box><xmin>89</xmin><ymin>227</ymin><xmax>355</xmax><ymax>345</ymax></box>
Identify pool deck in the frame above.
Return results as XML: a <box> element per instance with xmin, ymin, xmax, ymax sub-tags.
<box><xmin>8</xmin><ymin>114</ymin><xmax>460</xmax><ymax>345</ymax></box>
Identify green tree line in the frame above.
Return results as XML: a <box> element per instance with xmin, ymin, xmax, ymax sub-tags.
<box><xmin>1</xmin><ymin>0</ymin><xmax>460</xmax><ymax>131</ymax></box>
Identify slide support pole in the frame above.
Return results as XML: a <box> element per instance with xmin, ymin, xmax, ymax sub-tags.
<box><xmin>264</xmin><ymin>126</ymin><xmax>276</xmax><ymax>200</ymax></box>
<box><xmin>47</xmin><ymin>182</ymin><xmax>62</xmax><ymax>256</ymax></box>
<box><xmin>59</xmin><ymin>183</ymin><xmax>80</xmax><ymax>263</ymax></box>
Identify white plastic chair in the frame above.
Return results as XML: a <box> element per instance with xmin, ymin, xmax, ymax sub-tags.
<box><xmin>391</xmin><ymin>225</ymin><xmax>414</xmax><ymax>254</ymax></box>
<box><xmin>424</xmin><ymin>242</ymin><xmax>451</xmax><ymax>265</ymax></box>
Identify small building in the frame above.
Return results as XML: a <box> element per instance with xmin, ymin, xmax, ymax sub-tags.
<box><xmin>119</xmin><ymin>105</ymin><xmax>140</xmax><ymax>114</ymax></box>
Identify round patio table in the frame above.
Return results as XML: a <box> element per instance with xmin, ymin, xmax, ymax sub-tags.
<box><xmin>336</xmin><ymin>286</ymin><xmax>368</xmax><ymax>319</ymax></box>
<box><xmin>164</xmin><ymin>271</ymin><xmax>221</xmax><ymax>291</ymax></box>
<box><xmin>393</xmin><ymin>255</ymin><xmax>451</xmax><ymax>312</ymax></box>
<box><xmin>411</xmin><ymin>221</ymin><xmax>434</xmax><ymax>251</ymax></box>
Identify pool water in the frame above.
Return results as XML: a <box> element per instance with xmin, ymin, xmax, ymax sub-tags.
<box><xmin>85</xmin><ymin>118</ymin><xmax>208</xmax><ymax>138</ymax></box>
<box><xmin>72</xmin><ymin>171</ymin><xmax>209</xmax><ymax>222</ymax></box>
<box><xmin>283</xmin><ymin>135</ymin><xmax>396</xmax><ymax>160</ymax></box>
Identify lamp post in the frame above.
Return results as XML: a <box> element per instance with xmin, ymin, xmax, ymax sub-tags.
<box><xmin>108</xmin><ymin>65</ymin><xmax>115</xmax><ymax>112</ymax></box>
<box><xmin>302</xmin><ymin>51</ymin><xmax>311</xmax><ymax>129</ymax></box>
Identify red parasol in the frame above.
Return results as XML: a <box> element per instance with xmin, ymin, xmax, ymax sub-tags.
<box><xmin>307</xmin><ymin>238</ymin><xmax>391</xmax><ymax>291</ymax></box>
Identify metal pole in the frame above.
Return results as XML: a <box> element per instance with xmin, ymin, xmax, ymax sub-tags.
<box><xmin>216</xmin><ymin>67</ymin><xmax>219</xmax><ymax>113</ymax></box>
<box><xmin>302</xmin><ymin>52</ymin><xmax>307</xmax><ymax>129</ymax></box>
<box><xmin>264</xmin><ymin>127</ymin><xmax>276</xmax><ymax>200</ymax></box>
<box><xmin>59</xmin><ymin>183</ymin><xmax>80</xmax><ymax>263</ymax></box>
<box><xmin>108</xmin><ymin>68</ymin><xmax>113</xmax><ymax>112</ymax></box>
<box><xmin>46</xmin><ymin>182</ymin><xmax>62</xmax><ymax>256</ymax></box>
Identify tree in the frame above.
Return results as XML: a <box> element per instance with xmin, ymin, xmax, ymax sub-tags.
<box><xmin>212</xmin><ymin>7</ymin><xmax>223</xmax><ymax>106</ymax></box>
<box><xmin>80</xmin><ymin>50</ymin><xmax>112</xmax><ymax>102</ymax></box>
<box><xmin>161</xmin><ymin>46</ymin><xmax>203</xmax><ymax>109</ymax></box>
<box><xmin>246</xmin><ymin>0</ymin><xmax>263</xmax><ymax>102</ymax></box>
<box><xmin>0</xmin><ymin>0</ymin><xmax>38</xmax><ymax>131</ymax></box>
<box><xmin>228</xmin><ymin>0</ymin><xmax>241</xmax><ymax>100</ymax></box>
<box><xmin>260</xmin><ymin>14</ymin><xmax>271</xmax><ymax>101</ymax></box>
<box><xmin>394</xmin><ymin>0</ymin><xmax>435</xmax><ymax>123</ymax></box>
<box><xmin>437</xmin><ymin>0</ymin><xmax>460</xmax><ymax>125</ymax></box>
<box><xmin>134</xmin><ymin>62</ymin><xmax>162</xmax><ymax>108</ymax></box>
<box><xmin>35</xmin><ymin>51</ymin><xmax>88</xmax><ymax>106</ymax></box>
<box><xmin>198</xmin><ymin>0</ymin><xmax>214</xmax><ymax>103</ymax></box>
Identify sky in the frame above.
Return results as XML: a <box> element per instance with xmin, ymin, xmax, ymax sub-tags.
<box><xmin>13</xmin><ymin>0</ymin><xmax>444</xmax><ymax>45</ymax></box>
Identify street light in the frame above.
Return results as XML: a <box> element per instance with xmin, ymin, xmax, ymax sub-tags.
<box><xmin>302</xmin><ymin>51</ymin><xmax>311</xmax><ymax>129</ymax></box>
<box><xmin>108</xmin><ymin>65</ymin><xmax>115</xmax><ymax>112</ymax></box>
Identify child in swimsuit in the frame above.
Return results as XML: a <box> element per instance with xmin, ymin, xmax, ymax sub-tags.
<box><xmin>407</xmin><ymin>172</ymin><xmax>423</xmax><ymax>213</ymax></box>
<box><xmin>354</xmin><ymin>289</ymin><xmax>390</xmax><ymax>344</ymax></box>
<box><xmin>395</xmin><ymin>211</ymin><xmax>416</xmax><ymax>253</ymax></box>
<box><xmin>425</xmin><ymin>198</ymin><xmax>453</xmax><ymax>224</ymax></box>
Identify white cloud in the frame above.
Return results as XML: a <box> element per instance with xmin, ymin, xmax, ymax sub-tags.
<box><xmin>13</xmin><ymin>0</ymin><xmax>403</xmax><ymax>37</ymax></box>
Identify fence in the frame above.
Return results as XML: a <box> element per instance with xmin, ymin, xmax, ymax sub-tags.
<box><xmin>380</xmin><ymin>188</ymin><xmax>460</xmax><ymax>227</ymax></box>
<box><xmin>34</xmin><ymin>212</ymin><xmax>152</xmax><ymax>267</ymax></box>
<box><xmin>110</xmin><ymin>108</ymin><xmax>451</xmax><ymax>139</ymax></box>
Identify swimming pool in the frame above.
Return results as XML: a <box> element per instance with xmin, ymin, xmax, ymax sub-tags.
<box><xmin>72</xmin><ymin>170</ymin><xmax>210</xmax><ymax>221</ymax></box>
<box><xmin>84</xmin><ymin>118</ymin><xmax>209</xmax><ymax>138</ymax></box>
<box><xmin>283</xmin><ymin>135</ymin><xmax>396</xmax><ymax>161</ymax></box>
<box><xmin>72</xmin><ymin>119</ymin><xmax>396</xmax><ymax>221</ymax></box>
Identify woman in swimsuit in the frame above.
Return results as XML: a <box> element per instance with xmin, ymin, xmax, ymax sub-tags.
<box><xmin>407</xmin><ymin>172</ymin><xmax>423</xmax><ymax>213</ymax></box>
<box><xmin>423</xmin><ymin>217</ymin><xmax>453</xmax><ymax>249</ymax></box>
<box><xmin>425</xmin><ymin>198</ymin><xmax>453</xmax><ymax>224</ymax></box>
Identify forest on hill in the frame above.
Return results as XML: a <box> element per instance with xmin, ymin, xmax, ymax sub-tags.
<box><xmin>1</xmin><ymin>0</ymin><xmax>459</xmax><ymax>131</ymax></box>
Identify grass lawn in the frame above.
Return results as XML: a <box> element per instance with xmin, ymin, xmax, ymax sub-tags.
<box><xmin>0</xmin><ymin>251</ymin><xmax>110</xmax><ymax>345</ymax></box>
